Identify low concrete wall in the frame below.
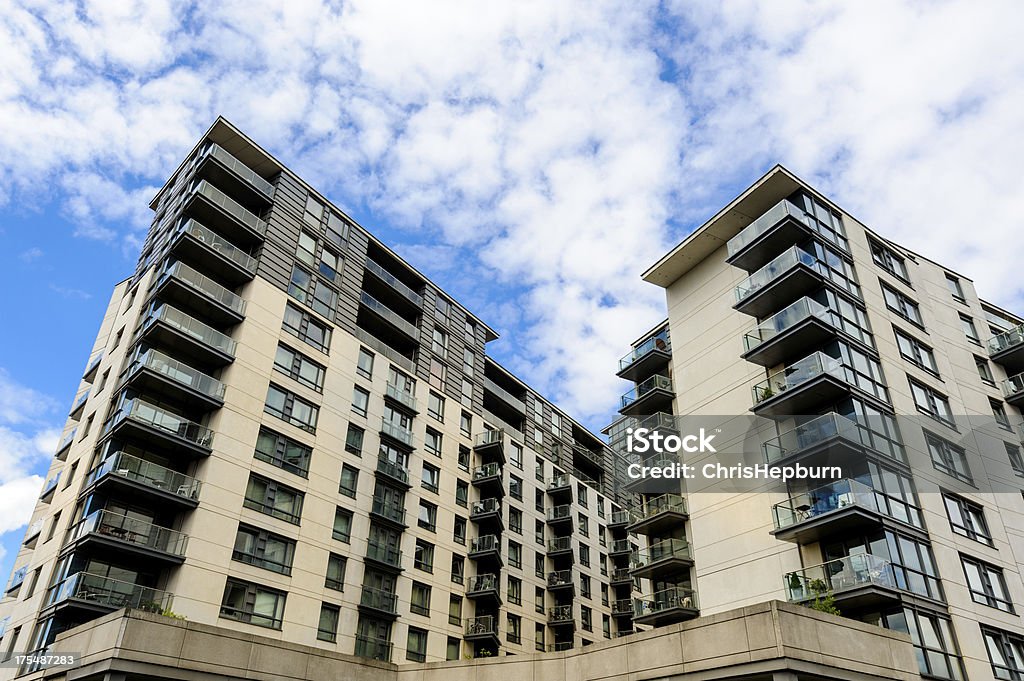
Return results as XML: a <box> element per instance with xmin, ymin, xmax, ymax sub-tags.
<box><xmin>42</xmin><ymin>601</ymin><xmax>918</xmax><ymax>681</ymax></box>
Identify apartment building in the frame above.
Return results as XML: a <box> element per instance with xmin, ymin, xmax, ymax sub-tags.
<box><xmin>0</xmin><ymin>117</ymin><xmax>640</xmax><ymax>676</ymax></box>
<box><xmin>611</xmin><ymin>165</ymin><xmax>1024</xmax><ymax>680</ymax></box>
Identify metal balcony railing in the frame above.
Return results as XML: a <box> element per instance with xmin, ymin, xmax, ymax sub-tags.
<box><xmin>375</xmin><ymin>456</ymin><xmax>410</xmax><ymax>485</ymax></box>
<box><xmin>734</xmin><ymin>245</ymin><xmax>822</xmax><ymax>302</ymax></box>
<box><xmin>359</xmin><ymin>585</ymin><xmax>398</xmax><ymax>614</ymax></box>
<box><xmin>360</xmin><ymin>291</ymin><xmax>419</xmax><ymax>338</ymax></box>
<box><xmin>45</xmin><ymin>572</ymin><xmax>172</xmax><ymax>612</ymax></box>
<box><xmin>385</xmin><ymin>382</ymin><xmax>417</xmax><ymax>412</ymax></box>
<box><xmin>726</xmin><ymin>198</ymin><xmax>811</xmax><ymax>257</ymax></box>
<box><xmin>990</xmin><ymin>323</ymin><xmax>1024</xmax><ymax>357</ymax></box>
<box><xmin>380</xmin><ymin>418</ymin><xmax>414</xmax><ymax>447</ymax></box>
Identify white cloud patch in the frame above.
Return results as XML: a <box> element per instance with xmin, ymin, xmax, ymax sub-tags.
<box><xmin>1</xmin><ymin>0</ymin><xmax>1023</xmax><ymax>424</ymax></box>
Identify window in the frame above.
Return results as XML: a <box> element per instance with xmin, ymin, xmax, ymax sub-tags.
<box><xmin>62</xmin><ymin>462</ymin><xmax>77</xmax><ymax>489</ymax></box>
<box><xmin>943</xmin><ymin>494</ymin><xmax>992</xmax><ymax>546</ymax></box>
<box><xmin>601</xmin><ymin>584</ymin><xmax>608</xmax><ymax>606</ymax></box>
<box><xmin>578</xmin><ymin>513</ymin><xmax>589</xmax><ymax>537</ymax></box>
<box><xmin>535</xmin><ymin>459</ymin><xmax>544</xmax><ymax>482</ymax></box>
<box><xmin>303</xmin><ymin>193</ymin><xmax>324</xmax><ymax>226</ymax></box>
<box><xmin>926</xmin><ymin>432</ymin><xmax>972</xmax><ymax>483</ymax></box>
<box><xmin>450</xmin><ymin>554</ymin><xmax>464</xmax><ymax>584</ymax></box>
<box><xmin>288</xmin><ymin>265</ymin><xmax>336</xmax><ymax>320</ymax></box>
<box><xmin>977</xmin><ymin>356</ymin><xmax>996</xmax><ymax>386</ymax></box>
<box><xmin>453</xmin><ymin>516</ymin><xmax>466</xmax><ymax>544</ymax></box>
<box><xmin>283</xmin><ymin>303</ymin><xmax>331</xmax><ymax>354</ymax></box>
<box><xmin>435</xmin><ymin>296</ymin><xmax>451</xmax><ymax>323</ymax></box>
<box><xmin>448</xmin><ymin>595</ymin><xmax>462</xmax><ymax>625</ymax></box>
<box><xmin>274</xmin><ymin>343</ymin><xmax>326</xmax><ymax>392</ymax></box>
<box><xmin>432</xmin><ymin>327</ymin><xmax>449</xmax><ymax>358</ymax></box>
<box><xmin>1007</xmin><ymin>443</ymin><xmax>1024</xmax><ymax>478</ymax></box>
<box><xmin>602</xmin><ymin>614</ymin><xmax>611</xmax><ymax>639</ymax></box>
<box><xmin>446</xmin><ymin>636</ymin><xmax>460</xmax><ymax>661</ymax></box>
<box><xmin>45</xmin><ymin>511</ymin><xmax>61</xmax><ymax>542</ymax></box>
<box><xmin>425</xmin><ymin>429</ymin><xmax>442</xmax><ymax>457</ymax></box>
<box><xmin>326</xmin><ymin>212</ymin><xmax>348</xmax><ymax>248</ymax></box>
<box><xmin>317</xmin><ymin>603</ymin><xmax>340</xmax><ymax>642</ymax></box>
<box><xmin>533</xmin><ymin>427</ymin><xmax>543</xmax><ymax>446</ymax></box>
<box><xmin>339</xmin><ymin>465</ymin><xmax>358</xmax><ymax>498</ymax></box>
<box><xmin>427</xmin><ymin>392</ymin><xmax>445</xmax><ymax>421</ymax></box>
<box><xmin>577</xmin><ymin>484</ymin><xmax>588</xmax><ymax>508</ymax></box>
<box><xmin>535</xmin><ymin>623</ymin><xmax>545</xmax><ymax>651</ymax></box>
<box><xmin>455</xmin><ymin>480</ymin><xmax>468</xmax><ymax>507</ymax></box>
<box><xmin>911</xmin><ymin>380</ymin><xmax>954</xmax><ymax>427</ymax></box>
<box><xmin>962</xmin><ymin>556</ymin><xmax>1013</xmax><ymax>612</ymax></box>
<box><xmin>357</xmin><ymin>348</ymin><xmax>374</xmax><ymax>379</ymax></box>
<box><xmin>982</xmin><ymin>626</ymin><xmax>1024</xmax><ymax>680</ymax></box>
<box><xmin>581</xmin><ymin>605</ymin><xmax>592</xmax><ymax>632</ymax></box>
<box><xmin>535</xmin><ymin>586</ymin><xmax>545</xmax><ymax>614</ymax></box>
<box><xmin>460</xmin><ymin>379</ymin><xmax>472</xmax><ymax>406</ymax></box>
<box><xmin>535</xmin><ymin>551</ymin><xmax>545</xmax><ymax>578</ymax></box>
<box><xmin>508</xmin><ymin>540</ymin><xmax>522</xmax><ymax>569</ymax></box>
<box><xmin>960</xmin><ymin>314</ymin><xmax>981</xmax><ymax>344</ymax></box>
<box><xmin>509</xmin><ymin>508</ymin><xmax>522</xmax><ymax>534</ymax></box>
<box><xmin>993</xmin><ymin>400</ymin><xmax>1012</xmax><ymax>430</ymax></box>
<box><xmin>460</xmin><ymin>411</ymin><xmax>472</xmax><ymax>437</ymax></box>
<box><xmin>418</xmin><ymin>500</ymin><xmax>437</xmax><ymax>532</ymax></box>
<box><xmin>24</xmin><ymin>567</ymin><xmax>41</xmax><ymax>598</ymax></box>
<box><xmin>507</xmin><ymin>614</ymin><xmax>521</xmax><ymax>644</ymax></box>
<box><xmin>411</xmin><ymin>582</ymin><xmax>431</xmax><ymax>616</ymax></box>
<box><xmin>345</xmin><ymin>424</ymin><xmax>364</xmax><ymax>455</ymax></box>
<box><xmin>299</xmin><ymin>231</ymin><xmax>317</xmax><ymax>266</ymax></box>
<box><xmin>599</xmin><ymin>554</ymin><xmax>607</xmax><ymax>576</ymax></box>
<box><xmin>325</xmin><ymin>553</ymin><xmax>346</xmax><ymax>591</ymax></box>
<box><xmin>429</xmin><ymin>358</ymin><xmax>446</xmax><ymax>390</ymax></box>
<box><xmin>265</xmin><ymin>384</ymin><xmax>319</xmax><ymax>432</ymax></box>
<box><xmin>332</xmin><ymin>508</ymin><xmax>352</xmax><ymax>542</ymax></box>
<box><xmin>871</xmin><ymin>239</ymin><xmax>909</xmax><ymax>281</ymax></box>
<box><xmin>244</xmin><ymin>475</ymin><xmax>303</xmax><ymax>524</ymax></box>
<box><xmin>233</xmin><ymin>524</ymin><xmax>295</xmax><ymax>574</ymax></box>
<box><xmin>510</xmin><ymin>442</ymin><xmax>523</xmax><ymax>469</ymax></box>
<box><xmin>3</xmin><ymin>627</ymin><xmax>20</xmax><ymax>662</ymax></box>
<box><xmin>535</xmin><ymin>489</ymin><xmax>544</xmax><ymax>512</ymax></box>
<box><xmin>945</xmin><ymin>274</ymin><xmax>966</xmax><ymax>302</ymax></box>
<box><xmin>509</xmin><ymin>475</ymin><xmax>523</xmax><ymax>500</ymax></box>
<box><xmin>406</xmin><ymin>627</ymin><xmax>427</xmax><ymax>663</ymax></box>
<box><xmin>535</xmin><ymin>519</ymin><xmax>545</xmax><ymax>545</ymax></box>
<box><xmin>415</xmin><ymin>539</ymin><xmax>434</xmax><ymax>572</ymax></box>
<box><xmin>457</xmin><ymin>445</ymin><xmax>470</xmax><ymax>471</ymax></box>
<box><xmin>351</xmin><ymin>386</ymin><xmax>369</xmax><ymax>417</ymax></box>
<box><xmin>220</xmin><ymin>578</ymin><xmax>286</xmax><ymax>629</ymax></box>
<box><xmin>421</xmin><ymin>464</ymin><xmax>439</xmax><ymax>493</ymax></box>
<box><xmin>463</xmin><ymin>348</ymin><xmax>474</xmax><ymax>378</ymax></box>
<box><xmin>596</xmin><ymin>496</ymin><xmax>605</xmax><ymax>518</ymax></box>
<box><xmin>505</xmin><ymin>575</ymin><xmax>522</xmax><ymax>605</ymax></box>
<box><xmin>579</xmin><ymin>545</ymin><xmax>590</xmax><ymax>567</ymax></box>
<box><xmin>598</xmin><ymin>526</ymin><xmax>606</xmax><ymax>547</ymax></box>
<box><xmin>894</xmin><ymin>328</ymin><xmax>938</xmax><ymax>374</ymax></box>
<box><xmin>882</xmin><ymin>284</ymin><xmax>923</xmax><ymax>326</ymax></box>
<box><xmin>580</xmin><ymin>575</ymin><xmax>591</xmax><ymax>599</ymax></box>
<box><xmin>254</xmin><ymin>427</ymin><xmax>312</xmax><ymax>477</ymax></box>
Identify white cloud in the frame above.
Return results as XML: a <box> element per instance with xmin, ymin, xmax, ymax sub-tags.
<box><xmin>18</xmin><ymin>246</ymin><xmax>42</xmax><ymax>263</ymax></box>
<box><xmin>0</xmin><ymin>476</ymin><xmax>45</xmax><ymax>534</ymax></box>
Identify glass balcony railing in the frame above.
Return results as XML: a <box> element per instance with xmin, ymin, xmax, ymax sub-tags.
<box><xmin>354</xmin><ymin>635</ymin><xmax>393</xmax><ymax>662</ymax></box>
<box><xmin>611</xmin><ymin>598</ymin><xmax>633</xmax><ymax>615</ymax></box>
<box><xmin>364</xmin><ymin>258</ymin><xmax>424</xmax><ymax>306</ymax></box>
<box><xmin>176</xmin><ymin>219</ymin><xmax>258</xmax><ymax>273</ymax></box>
<box><xmin>384</xmin><ymin>382</ymin><xmax>417</xmax><ymax>411</ymax></box>
<box><xmin>475</xmin><ymin>428</ymin><xmax>504</xmax><ymax>448</ymax></box>
<box><xmin>105</xmin><ymin>398</ymin><xmax>213</xmax><ymax>449</ymax></box>
<box><xmin>773</xmin><ymin>479</ymin><xmax>877</xmax><ymax>530</ymax></box>
<box><xmin>191</xmin><ymin>180</ymin><xmax>266</xmax><ymax>236</ymax></box>
<box><xmin>466</xmin><ymin>615</ymin><xmax>498</xmax><ymax>636</ymax></box>
<box><xmin>468</xmin><ymin>574</ymin><xmax>499</xmax><ymax>593</ymax></box>
<box><xmin>87</xmin><ymin>451</ymin><xmax>200</xmax><ymax>500</ymax></box>
<box><xmin>547</xmin><ymin>536</ymin><xmax>571</xmax><ymax>553</ymax></box>
<box><xmin>763</xmin><ymin>412</ymin><xmax>860</xmax><ymax>463</ymax></box>
<box><xmin>632</xmin><ymin>538</ymin><xmax>692</xmax><ymax>568</ymax></box>
<box><xmin>610</xmin><ymin>567</ymin><xmax>632</xmax><ymax>583</ymax></box>
<box><xmin>470</xmin><ymin>535</ymin><xmax>500</xmax><ymax>554</ymax></box>
<box><xmin>126</xmin><ymin>348</ymin><xmax>225</xmax><ymax>401</ymax></box>
<box><xmin>726</xmin><ymin>198</ymin><xmax>812</xmax><ymax>257</ymax></box>
<box><xmin>40</xmin><ymin>472</ymin><xmax>61</xmax><ymax>499</ymax></box>
<box><xmin>734</xmin><ymin>246</ymin><xmax>822</xmax><ymax>302</ymax></box>
<box><xmin>610</xmin><ymin>539</ymin><xmax>633</xmax><ymax>554</ymax></box>
<box><xmin>633</xmin><ymin>586</ymin><xmax>698</xmax><ymax>617</ymax></box>
<box><xmin>784</xmin><ymin>554</ymin><xmax>895</xmax><ymax>601</ymax></box>
<box><xmin>365</xmin><ymin>540</ymin><xmax>402</xmax><ymax>568</ymax></box>
<box><xmin>619</xmin><ymin>330</ymin><xmax>671</xmax><ymax>372</ymax></box>
<box><xmin>83</xmin><ymin>352</ymin><xmax>104</xmax><ymax>379</ymax></box>
<box><xmin>66</xmin><ymin>509</ymin><xmax>188</xmax><ymax>556</ymax></box>
<box><xmin>1003</xmin><ymin>372</ymin><xmax>1024</xmax><ymax>400</ymax></box>
<box><xmin>547</xmin><ymin>570</ymin><xmax>573</xmax><ymax>588</ymax></box>
<box><xmin>620</xmin><ymin>374</ymin><xmax>673</xmax><ymax>410</ymax></box>
<box><xmin>743</xmin><ymin>297</ymin><xmax>837</xmax><ymax>353</ymax></box>
<box><xmin>547</xmin><ymin>473</ymin><xmax>570</xmax><ymax>490</ymax></box>
<box><xmin>548</xmin><ymin>605</ymin><xmax>573</xmax><ymax>623</ymax></box>
<box><xmin>360</xmin><ymin>291</ymin><xmax>419</xmax><ymax>338</ymax></box>
<box><xmin>989</xmin><ymin>323</ymin><xmax>1024</xmax><ymax>357</ymax></box>
<box><xmin>23</xmin><ymin>519</ymin><xmax>44</xmax><ymax>543</ymax></box>
<box><xmin>70</xmin><ymin>388</ymin><xmax>90</xmax><ymax>414</ymax></box>
<box><xmin>547</xmin><ymin>504</ymin><xmax>571</xmax><ymax>522</ymax></box>
<box><xmin>471</xmin><ymin>498</ymin><xmax>501</xmax><ymax>516</ymax></box>
<box><xmin>359</xmin><ymin>585</ymin><xmax>398</xmax><ymax>614</ymax></box>
<box><xmin>6</xmin><ymin>567</ymin><xmax>27</xmax><ymax>592</ymax></box>
<box><xmin>141</xmin><ymin>305</ymin><xmax>237</xmax><ymax>358</ymax></box>
<box><xmin>375</xmin><ymin>456</ymin><xmax>410</xmax><ymax>485</ymax></box>
<box><xmin>203</xmin><ymin>143</ymin><xmax>275</xmax><ymax>199</ymax></box>
<box><xmin>633</xmin><ymin>493</ymin><xmax>687</xmax><ymax>521</ymax></box>
<box><xmin>56</xmin><ymin>428</ymin><xmax>76</xmax><ymax>454</ymax></box>
<box><xmin>370</xmin><ymin>496</ymin><xmax>406</xmax><ymax>524</ymax></box>
<box><xmin>380</xmin><ymin>418</ymin><xmax>414</xmax><ymax>447</ymax></box>
<box><xmin>472</xmin><ymin>463</ymin><xmax>502</xmax><ymax>482</ymax></box>
<box><xmin>484</xmin><ymin>377</ymin><xmax>526</xmax><ymax>413</ymax></box>
<box><xmin>45</xmin><ymin>572</ymin><xmax>173</xmax><ymax>612</ymax></box>
<box><xmin>752</xmin><ymin>352</ymin><xmax>843</xmax><ymax>404</ymax></box>
<box><xmin>161</xmin><ymin>260</ymin><xmax>246</xmax><ymax>316</ymax></box>
<box><xmin>609</xmin><ymin>509</ymin><xmax>632</xmax><ymax>526</ymax></box>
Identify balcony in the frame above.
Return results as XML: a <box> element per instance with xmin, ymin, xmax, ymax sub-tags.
<box><xmin>784</xmin><ymin>554</ymin><xmax>900</xmax><ymax>611</ymax></box>
<box><xmin>153</xmin><ymin>260</ymin><xmax>246</xmax><ymax>325</ymax></box>
<box><xmin>65</xmin><ymin>509</ymin><xmax>188</xmax><ymax>564</ymax></box>
<box><xmin>989</xmin><ymin>323</ymin><xmax>1024</xmax><ymax>373</ymax></box>
<box><xmin>103</xmin><ymin>398</ymin><xmax>213</xmax><ymax>457</ymax></box>
<box><xmin>83</xmin><ymin>352</ymin><xmax>103</xmax><ymax>383</ymax></box>
<box><xmin>384</xmin><ymin>382</ymin><xmax>418</xmax><ymax>413</ymax></box>
<box><xmin>465</xmin><ymin>615</ymin><xmax>500</xmax><ymax>645</ymax></box>
<box><xmin>121</xmin><ymin>348</ymin><xmax>225</xmax><ymax>409</ymax></box>
<box><xmin>548</xmin><ymin>605</ymin><xmax>574</xmax><ymax>628</ymax></box>
<box><xmin>483</xmin><ymin>377</ymin><xmax>526</xmax><ymax>414</ymax></box>
<box><xmin>619</xmin><ymin>374</ymin><xmax>674</xmax><ymax>417</ymax></box>
<box><xmin>44</xmin><ymin>572</ymin><xmax>172</xmax><ymax>616</ymax></box>
<box><xmin>1003</xmin><ymin>372</ymin><xmax>1024</xmax><ymax>408</ymax></box>
<box><xmin>610</xmin><ymin>539</ymin><xmax>634</xmax><ymax>557</ymax></box>
<box><xmin>762</xmin><ymin>412</ymin><xmax>906</xmax><ymax>470</ymax></box>
<box><xmin>6</xmin><ymin>566</ymin><xmax>27</xmax><ymax>596</ymax></box>
<box><xmin>611</xmin><ymin>598</ymin><xmax>633</xmax><ymax>616</ymax></box>
<box><xmin>359</xmin><ymin>291</ymin><xmax>420</xmax><ymax>340</ymax></box>
<box><xmin>354</xmin><ymin>635</ymin><xmax>393</xmax><ymax>663</ymax></box>
<box><xmin>546</xmin><ymin>570</ymin><xmax>574</xmax><ymax>593</ymax></box>
<box><xmin>469</xmin><ymin>535</ymin><xmax>503</xmax><ymax>564</ymax></box>
<box><xmin>609</xmin><ymin>567</ymin><xmax>633</xmax><ymax>586</ymax></box>
<box><xmin>628</xmin><ymin>493</ymin><xmax>688</xmax><ymax>535</ymax></box>
<box><xmin>55</xmin><ymin>428</ymin><xmax>76</xmax><ymax>460</ymax></box>
<box><xmin>364</xmin><ymin>258</ymin><xmax>424</xmax><ymax>307</ymax></box>
<box><xmin>23</xmin><ymin>518</ymin><xmax>44</xmax><ymax>548</ymax></box>
<box><xmin>379</xmin><ymin>418</ymin><xmax>414</xmax><ymax>449</ymax></box>
<box><xmin>751</xmin><ymin>352</ymin><xmax>850</xmax><ymax>418</ymax></box>
<box><xmin>467</xmin><ymin>573</ymin><xmax>502</xmax><ymax>604</ymax></box>
<box><xmin>40</xmin><ymin>472</ymin><xmax>61</xmax><ymax>502</ymax></box>
<box><xmin>573</xmin><ymin>445</ymin><xmax>604</xmax><ymax>471</ymax></box>
<box><xmin>358</xmin><ymin>586</ymin><xmax>399</xmax><ymax>618</ymax></box>
<box><xmin>742</xmin><ymin>297</ymin><xmax>840</xmax><ymax>367</ymax></box>
<box><xmin>632</xmin><ymin>586</ymin><xmax>699</xmax><ymax>627</ymax></box>
<box><xmin>69</xmin><ymin>388</ymin><xmax>90</xmax><ymax>419</ymax></box>
<box><xmin>170</xmin><ymin>219</ymin><xmax>258</xmax><ymax>284</ymax></box>
<box><xmin>84</xmin><ymin>451</ymin><xmax>200</xmax><ymax>509</ymax></box>
<box><xmin>375</xmin><ymin>455</ymin><xmax>411</xmax><ymax>488</ymax></box>
<box><xmin>196</xmin><ymin>142</ymin><xmax>275</xmax><ymax>205</ymax></box>
<box><xmin>183</xmin><ymin>179</ymin><xmax>266</xmax><ymax>245</ymax></box>
<box><xmin>138</xmin><ymin>304</ymin><xmax>237</xmax><ymax>367</ymax></box>
<box><xmin>547</xmin><ymin>473</ymin><xmax>572</xmax><ymax>498</ymax></box>
<box><xmin>547</xmin><ymin>536</ymin><xmax>573</xmax><ymax>558</ymax></box>
<box><xmin>725</xmin><ymin>198</ymin><xmax>819</xmax><ymax>271</ymax></box>
<box><xmin>733</xmin><ymin>246</ymin><xmax>828</xmax><ymax>318</ymax></box>
<box><xmin>364</xmin><ymin>540</ymin><xmax>403</xmax><ymax>571</ymax></box>
<box><xmin>370</xmin><ymin>495</ymin><xmax>407</xmax><ymax>527</ymax></box>
<box><xmin>617</xmin><ymin>330</ymin><xmax>672</xmax><ymax>382</ymax></box>
<box><xmin>608</xmin><ymin>509</ymin><xmax>632</xmax><ymax>529</ymax></box>
<box><xmin>546</xmin><ymin>504</ymin><xmax>572</xmax><ymax>527</ymax></box>
<box><xmin>470</xmin><ymin>498</ymin><xmax>503</xmax><ymax>527</ymax></box>
<box><xmin>471</xmin><ymin>463</ymin><xmax>503</xmax><ymax>493</ymax></box>
<box><xmin>474</xmin><ymin>428</ymin><xmax>505</xmax><ymax>461</ymax></box>
<box><xmin>631</xmin><ymin>538</ymin><xmax>693</xmax><ymax>578</ymax></box>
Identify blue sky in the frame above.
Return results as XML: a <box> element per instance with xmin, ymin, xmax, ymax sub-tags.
<box><xmin>2</xmin><ymin>0</ymin><xmax>1024</xmax><ymax>583</ymax></box>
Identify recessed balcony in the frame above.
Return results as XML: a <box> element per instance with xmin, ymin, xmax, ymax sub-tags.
<box><xmin>1003</xmin><ymin>372</ymin><xmax>1024</xmax><ymax>408</ymax></box>
<box><xmin>64</xmin><ymin>509</ymin><xmax>187</xmax><ymax>564</ymax></box>
<box><xmin>102</xmin><ymin>398</ymin><xmax>213</xmax><ymax>457</ymax></box>
<box><xmin>5</xmin><ymin>566</ymin><xmax>27</xmax><ymax>596</ymax></box>
<box><xmin>546</xmin><ymin>569</ymin><xmax>574</xmax><ymax>594</ymax></box>
<box><xmin>733</xmin><ymin>246</ymin><xmax>828</xmax><ymax>318</ymax></box>
<box><xmin>183</xmin><ymin>179</ymin><xmax>266</xmax><ymax>245</ymax></box>
<box><xmin>364</xmin><ymin>258</ymin><xmax>424</xmax><ymax>308</ymax></box>
<box><xmin>619</xmin><ymin>374</ymin><xmax>674</xmax><ymax>417</ymax></box>
<box><xmin>484</xmin><ymin>377</ymin><xmax>526</xmax><ymax>414</ymax></box>
<box><xmin>384</xmin><ymin>382</ymin><xmax>418</xmax><ymax>413</ymax></box>
<box><xmin>467</xmin><ymin>574</ymin><xmax>501</xmax><ymax>604</ymax></box>
<box><xmin>742</xmin><ymin>297</ymin><xmax>840</xmax><ymax>367</ymax></box>
<box><xmin>379</xmin><ymin>418</ymin><xmax>414</xmax><ymax>449</ymax></box>
<box><xmin>608</xmin><ymin>509</ymin><xmax>632</xmax><ymax>529</ymax></box>
<box><xmin>120</xmin><ymin>348</ymin><xmax>225</xmax><ymax>410</ymax></box>
<box><xmin>628</xmin><ymin>493</ymin><xmax>688</xmax><ymax>535</ymax></box>
<box><xmin>359</xmin><ymin>291</ymin><xmax>420</xmax><ymax>341</ymax></box>
<box><xmin>989</xmin><ymin>323</ymin><xmax>1024</xmax><ymax>373</ymax></box>
<box><xmin>632</xmin><ymin>586</ymin><xmax>698</xmax><ymax>627</ymax></box>
<box><xmin>137</xmin><ymin>304</ymin><xmax>237</xmax><ymax>367</ymax></box>
<box><xmin>354</xmin><ymin>635</ymin><xmax>393</xmax><ymax>663</ymax></box>
<box><xmin>471</xmin><ymin>463</ymin><xmax>503</xmax><ymax>493</ymax></box>
<box><xmin>630</xmin><ymin>538</ymin><xmax>693</xmax><ymax>579</ymax></box>
<box><xmin>546</xmin><ymin>473</ymin><xmax>572</xmax><ymax>498</ymax></box>
<box><xmin>548</xmin><ymin>605</ymin><xmax>575</xmax><ymax>628</ymax></box>
<box><xmin>358</xmin><ymin>586</ymin><xmax>399</xmax><ymax>618</ymax></box>
<box><xmin>784</xmin><ymin>554</ymin><xmax>900</xmax><ymax>611</ymax></box>
<box><xmin>83</xmin><ymin>451</ymin><xmax>200</xmax><ymax>509</ymax></box>
<box><xmin>39</xmin><ymin>472</ymin><xmax>61</xmax><ymax>502</ymax></box>
<box><xmin>617</xmin><ymin>330</ymin><xmax>672</xmax><ymax>382</ymax></box>
<box><xmin>725</xmin><ymin>198</ymin><xmax>818</xmax><ymax>272</ymax></box>
<box><xmin>546</xmin><ymin>504</ymin><xmax>572</xmax><ymax>527</ymax></box>
<box><xmin>465</xmin><ymin>615</ymin><xmax>500</xmax><ymax>645</ymax></box>
<box><xmin>195</xmin><ymin>142</ymin><xmax>275</xmax><ymax>206</ymax></box>
<box><xmin>470</xmin><ymin>498</ymin><xmax>503</xmax><ymax>528</ymax></box>
<box><xmin>473</xmin><ymin>429</ymin><xmax>505</xmax><ymax>462</ymax></box>
<box><xmin>153</xmin><ymin>260</ymin><xmax>246</xmax><ymax>325</ymax></box>
<box><xmin>609</xmin><ymin>567</ymin><xmax>632</xmax><ymax>586</ymax></box>
<box><xmin>22</xmin><ymin>519</ymin><xmax>44</xmax><ymax>548</ymax></box>
<box><xmin>43</xmin><ymin>572</ymin><xmax>172</xmax><ymax>616</ymax></box>
<box><xmin>469</xmin><ymin>535</ymin><xmax>503</xmax><ymax>565</ymax></box>
<box><xmin>364</xmin><ymin>540</ymin><xmax>403</xmax><ymax>572</ymax></box>
<box><xmin>547</xmin><ymin>536</ymin><xmax>573</xmax><ymax>558</ymax></box>
<box><xmin>54</xmin><ymin>428</ymin><xmax>76</xmax><ymax>460</ymax></box>
<box><xmin>82</xmin><ymin>352</ymin><xmax>103</xmax><ymax>383</ymax></box>
<box><xmin>375</xmin><ymin>455</ymin><xmax>412</xmax><ymax>489</ymax></box>
<box><xmin>370</xmin><ymin>495</ymin><xmax>407</xmax><ymax>527</ymax></box>
<box><xmin>611</xmin><ymin>598</ymin><xmax>633</xmax><ymax>617</ymax></box>
<box><xmin>170</xmin><ymin>219</ymin><xmax>258</xmax><ymax>284</ymax></box>
<box><xmin>751</xmin><ymin>352</ymin><xmax>850</xmax><ymax>418</ymax></box>
<box><xmin>69</xmin><ymin>388</ymin><xmax>90</xmax><ymax>420</ymax></box>
<box><xmin>610</xmin><ymin>538</ymin><xmax>635</xmax><ymax>557</ymax></box>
